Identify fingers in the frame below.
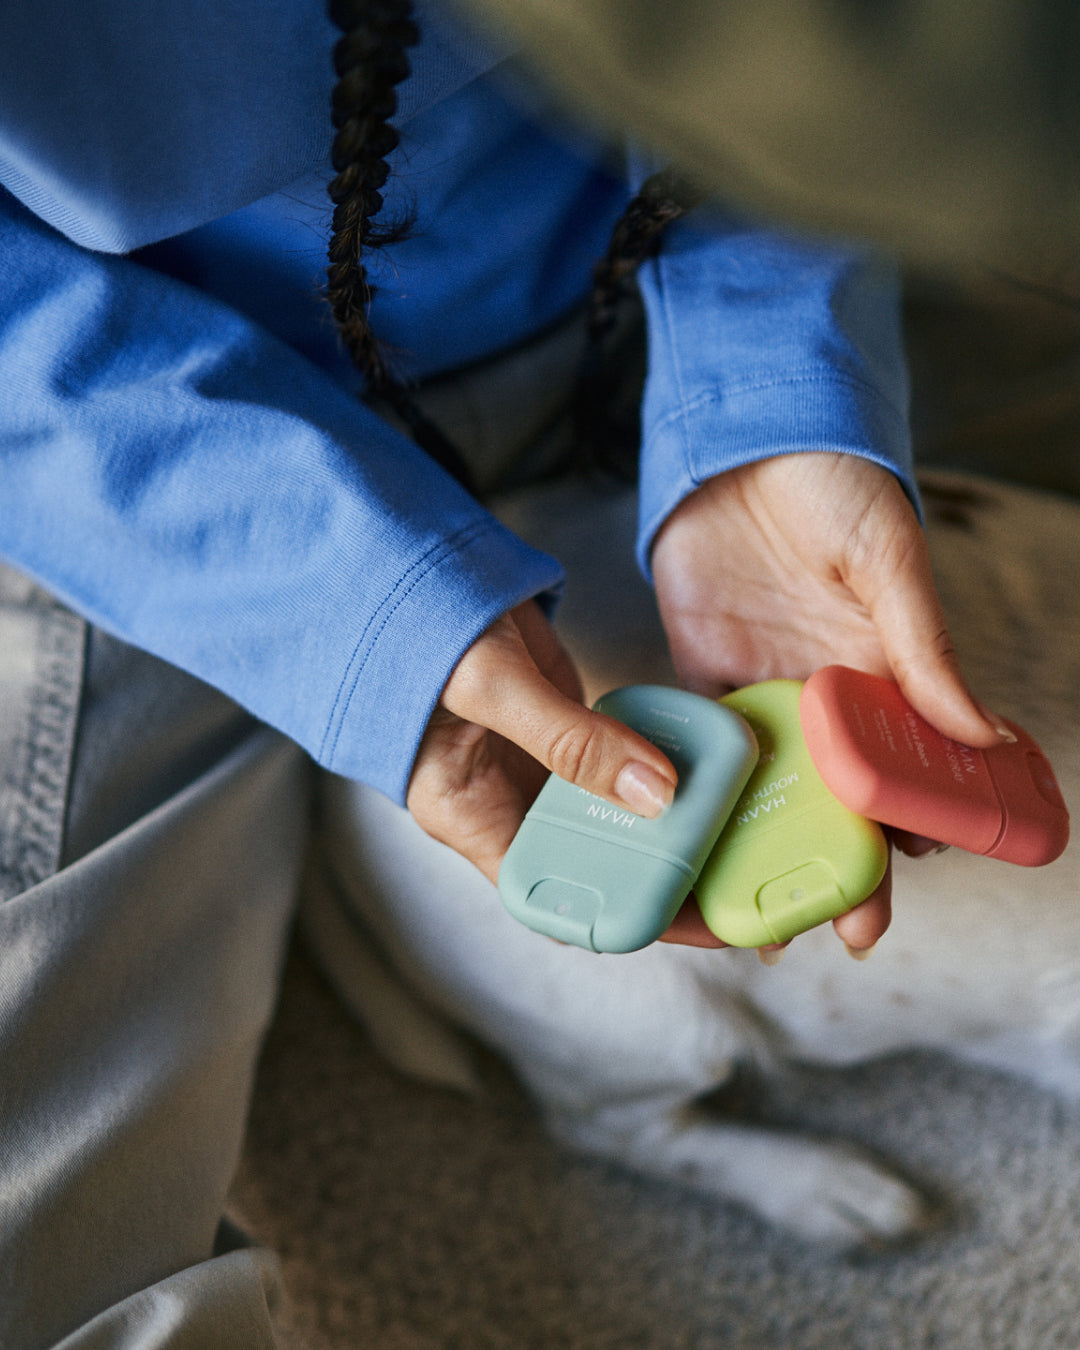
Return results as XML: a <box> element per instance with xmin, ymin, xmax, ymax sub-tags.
<box><xmin>891</xmin><ymin>828</ymin><xmax>949</xmax><ymax>859</ymax></box>
<box><xmin>440</xmin><ymin>603</ymin><xmax>678</xmax><ymax>816</ymax></box>
<box><xmin>405</xmin><ymin>703</ymin><xmax>537</xmax><ymax>885</ymax></box>
<box><xmin>832</xmin><ymin>863</ymin><xmax>892</xmax><ymax>954</ymax></box>
<box><xmin>659</xmin><ymin>892</ymin><xmax>728</xmax><ymax>948</ymax></box>
<box><xmin>407</xmin><ymin>602</ymin><xmax>681</xmax><ymax>889</ymax></box>
<box><xmin>844</xmin><ymin>478</ymin><xmax>1010</xmax><ymax>749</ymax></box>
<box><xmin>659</xmin><ymin>871</ymin><xmax>893</xmax><ymax>956</ymax></box>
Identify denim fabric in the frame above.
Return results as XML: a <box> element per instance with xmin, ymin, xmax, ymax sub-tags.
<box><xmin>0</xmin><ymin>562</ymin><xmax>312</xmax><ymax>1349</ymax></box>
<box><xmin>0</xmin><ymin>567</ymin><xmax>84</xmax><ymax>902</ymax></box>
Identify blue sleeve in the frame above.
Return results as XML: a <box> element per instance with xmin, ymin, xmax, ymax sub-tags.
<box><xmin>635</xmin><ymin>209</ymin><xmax>916</xmax><ymax>575</ymax></box>
<box><xmin>0</xmin><ymin>188</ymin><xmax>563</xmax><ymax>803</ymax></box>
<box><xmin>0</xmin><ymin>0</ymin><xmax>508</xmax><ymax>255</ymax></box>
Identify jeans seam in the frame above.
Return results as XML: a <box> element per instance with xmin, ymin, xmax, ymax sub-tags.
<box><xmin>0</xmin><ymin>598</ymin><xmax>84</xmax><ymax>900</ymax></box>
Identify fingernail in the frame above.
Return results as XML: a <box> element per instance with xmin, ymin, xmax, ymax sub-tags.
<box><xmin>757</xmin><ymin>946</ymin><xmax>785</xmax><ymax>966</ymax></box>
<box><xmin>615</xmin><ymin>762</ymin><xmax>675</xmax><ymax>818</ymax></box>
<box><xmin>845</xmin><ymin>942</ymin><xmax>876</xmax><ymax>962</ymax></box>
<box><xmin>978</xmin><ymin>703</ymin><xmax>1018</xmax><ymax>744</ymax></box>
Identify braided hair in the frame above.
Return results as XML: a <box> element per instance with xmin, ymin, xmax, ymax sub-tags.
<box><xmin>577</xmin><ymin>167</ymin><xmax>704</xmax><ymax>477</ymax></box>
<box><xmin>587</xmin><ymin>168</ymin><xmax>704</xmax><ymax>348</ymax></box>
<box><xmin>326</xmin><ymin>0</ymin><xmax>475</xmax><ymax>487</ymax></box>
<box><xmin>325</xmin><ymin>1</ymin><xmax>701</xmax><ymax>491</ymax></box>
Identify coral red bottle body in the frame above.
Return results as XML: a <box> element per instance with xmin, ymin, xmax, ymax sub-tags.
<box><xmin>799</xmin><ymin>666</ymin><xmax>1069</xmax><ymax>866</ymax></box>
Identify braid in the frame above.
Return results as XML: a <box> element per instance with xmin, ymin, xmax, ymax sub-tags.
<box><xmin>577</xmin><ymin>168</ymin><xmax>705</xmax><ymax>477</ymax></box>
<box><xmin>325</xmin><ymin>7</ymin><xmax>698</xmax><ymax>492</ymax></box>
<box><xmin>326</xmin><ymin>0</ymin><xmax>475</xmax><ymax>490</ymax></box>
<box><xmin>588</xmin><ymin>168</ymin><xmax>705</xmax><ymax>345</ymax></box>
<box><xmin>327</xmin><ymin>0</ymin><xmax>415</xmax><ymax>382</ymax></box>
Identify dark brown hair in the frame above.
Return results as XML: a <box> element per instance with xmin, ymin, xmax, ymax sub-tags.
<box><xmin>326</xmin><ymin>0</ymin><xmax>700</xmax><ymax>491</ymax></box>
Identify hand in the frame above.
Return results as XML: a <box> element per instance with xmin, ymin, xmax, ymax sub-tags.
<box><xmin>650</xmin><ymin>452</ymin><xmax>1010</xmax><ymax>953</ymax></box>
<box><xmin>406</xmin><ymin>600</ymin><xmax>678</xmax><ymax>887</ymax></box>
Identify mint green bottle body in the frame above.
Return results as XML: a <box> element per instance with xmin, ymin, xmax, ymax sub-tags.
<box><xmin>696</xmin><ymin>680</ymin><xmax>888</xmax><ymax>947</ymax></box>
<box><xmin>498</xmin><ymin>685</ymin><xmax>759</xmax><ymax>952</ymax></box>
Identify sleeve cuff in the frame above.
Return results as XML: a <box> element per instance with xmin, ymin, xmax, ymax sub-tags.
<box><xmin>321</xmin><ymin>514</ymin><xmax>564</xmax><ymax>802</ymax></box>
<box><xmin>637</xmin><ymin>370</ymin><xmax>920</xmax><ymax>578</ymax></box>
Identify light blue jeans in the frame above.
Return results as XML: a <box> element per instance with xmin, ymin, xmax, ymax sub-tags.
<box><xmin>0</xmin><ymin>564</ymin><xmax>312</xmax><ymax>1348</ymax></box>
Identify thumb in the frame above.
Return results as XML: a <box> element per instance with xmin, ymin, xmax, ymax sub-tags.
<box><xmin>442</xmin><ymin>608</ymin><xmax>678</xmax><ymax>816</ymax></box>
<box><xmin>846</xmin><ymin>489</ymin><xmax>1012</xmax><ymax>749</ymax></box>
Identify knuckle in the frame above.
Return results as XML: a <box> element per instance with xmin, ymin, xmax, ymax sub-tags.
<box><xmin>546</xmin><ymin>719</ymin><xmax>606</xmax><ymax>785</ymax></box>
<box><xmin>843</xmin><ymin>503</ymin><xmax>919</xmax><ymax>592</ymax></box>
<box><xmin>927</xmin><ymin>624</ymin><xmax>960</xmax><ymax>663</ymax></box>
<box><xmin>889</xmin><ymin>625</ymin><xmax>962</xmax><ymax>702</ymax></box>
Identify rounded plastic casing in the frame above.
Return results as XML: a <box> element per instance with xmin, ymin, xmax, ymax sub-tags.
<box><xmin>799</xmin><ymin>665</ymin><xmax>1069</xmax><ymax>867</ymax></box>
<box><xmin>498</xmin><ymin>685</ymin><xmax>759</xmax><ymax>952</ymax></box>
<box><xmin>695</xmin><ymin>680</ymin><xmax>888</xmax><ymax>947</ymax></box>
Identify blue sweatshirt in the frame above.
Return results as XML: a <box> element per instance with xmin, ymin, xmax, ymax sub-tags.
<box><xmin>0</xmin><ymin>0</ymin><xmax>913</xmax><ymax>803</ymax></box>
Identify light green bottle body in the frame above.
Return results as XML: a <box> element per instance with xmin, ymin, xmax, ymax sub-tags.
<box><xmin>498</xmin><ymin>685</ymin><xmax>759</xmax><ymax>952</ymax></box>
<box><xmin>696</xmin><ymin>680</ymin><xmax>888</xmax><ymax>947</ymax></box>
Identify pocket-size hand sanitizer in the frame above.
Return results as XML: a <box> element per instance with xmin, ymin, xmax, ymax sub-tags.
<box><xmin>498</xmin><ymin>685</ymin><xmax>759</xmax><ymax>952</ymax></box>
<box><xmin>695</xmin><ymin>680</ymin><xmax>889</xmax><ymax>947</ymax></box>
<box><xmin>799</xmin><ymin>665</ymin><xmax>1070</xmax><ymax>866</ymax></box>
